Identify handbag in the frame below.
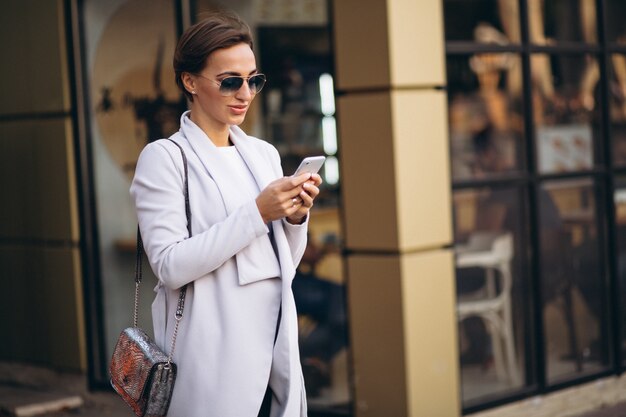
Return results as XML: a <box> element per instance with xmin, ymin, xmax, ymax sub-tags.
<box><xmin>110</xmin><ymin>140</ymin><xmax>192</xmax><ymax>417</ymax></box>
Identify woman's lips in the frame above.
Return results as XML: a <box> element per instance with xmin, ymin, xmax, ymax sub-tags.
<box><xmin>229</xmin><ymin>105</ymin><xmax>248</xmax><ymax>115</ymax></box>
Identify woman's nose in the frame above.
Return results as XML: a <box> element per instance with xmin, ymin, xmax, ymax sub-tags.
<box><xmin>235</xmin><ymin>81</ymin><xmax>253</xmax><ymax>100</ymax></box>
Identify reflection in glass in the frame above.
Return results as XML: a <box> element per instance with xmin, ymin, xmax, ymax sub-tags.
<box><xmin>614</xmin><ymin>177</ymin><xmax>626</xmax><ymax>364</ymax></box>
<box><xmin>444</xmin><ymin>0</ymin><xmax>520</xmax><ymax>44</ymax></box>
<box><xmin>611</xmin><ymin>54</ymin><xmax>626</xmax><ymax>165</ymax></box>
<box><xmin>83</xmin><ymin>0</ymin><xmax>178</xmax><ymax>366</ymax></box>
<box><xmin>606</xmin><ymin>0</ymin><xmax>626</xmax><ymax>44</ymax></box>
<box><xmin>453</xmin><ymin>187</ymin><xmax>528</xmax><ymax>404</ymax></box>
<box><xmin>531</xmin><ymin>54</ymin><xmax>600</xmax><ymax>174</ymax></box>
<box><xmin>529</xmin><ymin>0</ymin><xmax>597</xmax><ymax>44</ymax></box>
<box><xmin>447</xmin><ymin>54</ymin><xmax>524</xmax><ymax>180</ymax></box>
<box><xmin>539</xmin><ymin>179</ymin><xmax>607</xmax><ymax>383</ymax></box>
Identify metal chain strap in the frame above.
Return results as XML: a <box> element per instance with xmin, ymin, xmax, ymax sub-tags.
<box><xmin>167</xmin><ymin>284</ymin><xmax>187</xmax><ymax>366</ymax></box>
<box><xmin>133</xmin><ymin>282</ymin><xmax>140</xmax><ymax>328</ymax></box>
<box><xmin>133</xmin><ymin>227</ymin><xmax>143</xmax><ymax>328</ymax></box>
<box><xmin>167</xmin><ymin>318</ymin><xmax>181</xmax><ymax>367</ymax></box>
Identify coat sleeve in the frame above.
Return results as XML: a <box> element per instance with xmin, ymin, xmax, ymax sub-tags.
<box><xmin>282</xmin><ymin>218</ymin><xmax>308</xmax><ymax>267</ymax></box>
<box><xmin>130</xmin><ymin>141</ymin><xmax>269</xmax><ymax>289</ymax></box>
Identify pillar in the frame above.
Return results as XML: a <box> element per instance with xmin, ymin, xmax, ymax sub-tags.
<box><xmin>333</xmin><ymin>0</ymin><xmax>459</xmax><ymax>415</ymax></box>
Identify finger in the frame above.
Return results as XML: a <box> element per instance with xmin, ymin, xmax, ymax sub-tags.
<box><xmin>282</xmin><ymin>173</ymin><xmax>310</xmax><ymax>188</ymax></box>
<box><xmin>299</xmin><ymin>190</ymin><xmax>314</xmax><ymax>207</ymax></box>
<box><xmin>274</xmin><ymin>175</ymin><xmax>308</xmax><ymax>193</ymax></box>
<box><xmin>302</xmin><ymin>183</ymin><xmax>320</xmax><ymax>198</ymax></box>
<box><xmin>287</xmin><ymin>187</ymin><xmax>305</xmax><ymax>200</ymax></box>
<box><xmin>303</xmin><ymin>175</ymin><xmax>320</xmax><ymax>185</ymax></box>
<box><xmin>301</xmin><ymin>197</ymin><xmax>313</xmax><ymax>210</ymax></box>
<box><xmin>290</xmin><ymin>173</ymin><xmax>312</xmax><ymax>187</ymax></box>
<box><xmin>286</xmin><ymin>201</ymin><xmax>303</xmax><ymax>216</ymax></box>
<box><xmin>289</xmin><ymin>196</ymin><xmax>303</xmax><ymax>208</ymax></box>
<box><xmin>282</xmin><ymin>196</ymin><xmax>296</xmax><ymax>211</ymax></box>
<box><xmin>310</xmin><ymin>173</ymin><xmax>323</xmax><ymax>186</ymax></box>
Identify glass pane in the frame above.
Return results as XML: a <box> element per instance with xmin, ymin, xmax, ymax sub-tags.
<box><xmin>539</xmin><ymin>179</ymin><xmax>607</xmax><ymax>383</ymax></box>
<box><xmin>615</xmin><ymin>177</ymin><xmax>626</xmax><ymax>364</ymax></box>
<box><xmin>606</xmin><ymin>0</ymin><xmax>626</xmax><ymax>44</ymax></box>
<box><xmin>529</xmin><ymin>0</ymin><xmax>597</xmax><ymax>44</ymax></box>
<box><xmin>532</xmin><ymin>54</ymin><xmax>601</xmax><ymax>174</ymax></box>
<box><xmin>447</xmin><ymin>54</ymin><xmax>525</xmax><ymax>180</ymax></box>
<box><xmin>611</xmin><ymin>54</ymin><xmax>626</xmax><ymax>166</ymax></box>
<box><xmin>444</xmin><ymin>0</ymin><xmax>521</xmax><ymax>44</ymax></box>
<box><xmin>453</xmin><ymin>187</ymin><xmax>529</xmax><ymax>404</ymax></box>
<box><xmin>83</xmin><ymin>0</ymin><xmax>179</xmax><ymax>373</ymax></box>
<box><xmin>257</xmin><ymin>28</ymin><xmax>331</xmax><ymax>157</ymax></box>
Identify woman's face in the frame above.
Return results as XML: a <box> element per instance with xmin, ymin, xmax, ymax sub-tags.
<box><xmin>192</xmin><ymin>43</ymin><xmax>259</xmax><ymax>130</ymax></box>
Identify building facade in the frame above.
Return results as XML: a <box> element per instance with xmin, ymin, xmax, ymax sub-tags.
<box><xmin>2</xmin><ymin>0</ymin><xmax>626</xmax><ymax>416</ymax></box>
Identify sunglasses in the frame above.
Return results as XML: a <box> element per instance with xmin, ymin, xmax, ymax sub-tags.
<box><xmin>197</xmin><ymin>73</ymin><xmax>267</xmax><ymax>96</ymax></box>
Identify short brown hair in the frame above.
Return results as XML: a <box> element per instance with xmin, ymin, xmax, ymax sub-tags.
<box><xmin>174</xmin><ymin>11</ymin><xmax>254</xmax><ymax>102</ymax></box>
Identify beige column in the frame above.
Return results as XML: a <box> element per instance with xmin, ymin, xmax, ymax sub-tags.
<box><xmin>333</xmin><ymin>0</ymin><xmax>459</xmax><ymax>416</ymax></box>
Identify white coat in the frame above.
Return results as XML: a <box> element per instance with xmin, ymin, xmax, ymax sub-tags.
<box><xmin>130</xmin><ymin>111</ymin><xmax>308</xmax><ymax>417</ymax></box>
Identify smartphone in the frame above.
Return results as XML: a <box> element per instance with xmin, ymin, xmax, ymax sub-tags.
<box><xmin>293</xmin><ymin>156</ymin><xmax>326</xmax><ymax>176</ymax></box>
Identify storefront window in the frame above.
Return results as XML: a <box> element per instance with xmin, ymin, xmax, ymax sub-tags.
<box><xmin>453</xmin><ymin>187</ymin><xmax>529</xmax><ymax>404</ymax></box>
<box><xmin>83</xmin><ymin>0</ymin><xmax>180</xmax><ymax>363</ymax></box>
<box><xmin>531</xmin><ymin>54</ymin><xmax>601</xmax><ymax>174</ymax></box>
<box><xmin>605</xmin><ymin>0</ymin><xmax>626</xmax><ymax>45</ymax></box>
<box><xmin>81</xmin><ymin>2</ymin><xmax>349</xmax><ymax>408</ymax></box>
<box><xmin>444</xmin><ymin>0</ymin><xmax>520</xmax><ymax>44</ymax></box>
<box><xmin>447</xmin><ymin>54</ymin><xmax>524</xmax><ymax>180</ymax></box>
<box><xmin>447</xmin><ymin>0</ymin><xmax>615</xmax><ymax>412</ymax></box>
<box><xmin>529</xmin><ymin>0</ymin><xmax>597</xmax><ymax>45</ymax></box>
<box><xmin>539</xmin><ymin>179</ymin><xmax>607</xmax><ymax>383</ymax></box>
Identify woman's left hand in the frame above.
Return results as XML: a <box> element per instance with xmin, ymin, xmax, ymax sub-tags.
<box><xmin>286</xmin><ymin>173</ymin><xmax>323</xmax><ymax>224</ymax></box>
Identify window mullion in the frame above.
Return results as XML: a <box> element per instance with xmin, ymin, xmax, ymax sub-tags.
<box><xmin>596</xmin><ymin>0</ymin><xmax>622</xmax><ymax>372</ymax></box>
<box><xmin>517</xmin><ymin>0</ymin><xmax>548</xmax><ymax>392</ymax></box>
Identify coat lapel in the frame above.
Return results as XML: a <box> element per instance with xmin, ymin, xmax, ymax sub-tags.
<box><xmin>179</xmin><ymin>111</ymin><xmax>239</xmax><ymax>215</ymax></box>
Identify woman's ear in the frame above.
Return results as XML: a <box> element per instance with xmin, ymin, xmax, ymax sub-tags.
<box><xmin>181</xmin><ymin>72</ymin><xmax>196</xmax><ymax>95</ymax></box>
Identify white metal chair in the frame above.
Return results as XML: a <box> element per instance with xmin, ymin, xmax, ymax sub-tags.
<box><xmin>456</xmin><ymin>232</ymin><xmax>520</xmax><ymax>385</ymax></box>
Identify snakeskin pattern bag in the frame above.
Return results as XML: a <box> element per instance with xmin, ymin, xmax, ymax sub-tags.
<box><xmin>110</xmin><ymin>140</ymin><xmax>191</xmax><ymax>417</ymax></box>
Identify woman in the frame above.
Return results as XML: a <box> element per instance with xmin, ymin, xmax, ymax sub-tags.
<box><xmin>130</xmin><ymin>11</ymin><xmax>321</xmax><ymax>417</ymax></box>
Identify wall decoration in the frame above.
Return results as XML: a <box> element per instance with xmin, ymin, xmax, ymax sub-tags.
<box><xmin>537</xmin><ymin>124</ymin><xmax>593</xmax><ymax>173</ymax></box>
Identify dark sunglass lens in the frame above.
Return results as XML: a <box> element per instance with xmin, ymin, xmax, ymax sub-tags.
<box><xmin>220</xmin><ymin>77</ymin><xmax>244</xmax><ymax>94</ymax></box>
<box><xmin>248</xmin><ymin>75</ymin><xmax>266</xmax><ymax>93</ymax></box>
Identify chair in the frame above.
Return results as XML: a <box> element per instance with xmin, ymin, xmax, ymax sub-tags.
<box><xmin>456</xmin><ymin>232</ymin><xmax>521</xmax><ymax>385</ymax></box>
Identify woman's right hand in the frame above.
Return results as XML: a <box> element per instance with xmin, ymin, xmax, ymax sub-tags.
<box><xmin>256</xmin><ymin>173</ymin><xmax>311</xmax><ymax>223</ymax></box>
